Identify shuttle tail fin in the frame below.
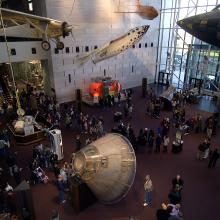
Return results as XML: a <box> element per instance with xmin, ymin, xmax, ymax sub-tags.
<box><xmin>74</xmin><ymin>49</ymin><xmax>98</xmax><ymax>67</ymax></box>
<box><xmin>75</xmin><ymin>53</ymin><xmax>92</xmax><ymax>67</ymax></box>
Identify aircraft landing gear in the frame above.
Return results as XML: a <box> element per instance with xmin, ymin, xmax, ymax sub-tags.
<box><xmin>41</xmin><ymin>41</ymin><xmax>51</xmax><ymax>51</ymax></box>
<box><xmin>57</xmin><ymin>41</ymin><xmax>64</xmax><ymax>50</ymax></box>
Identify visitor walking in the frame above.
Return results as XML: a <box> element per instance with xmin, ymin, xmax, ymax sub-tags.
<box><xmin>163</xmin><ymin>135</ymin><xmax>170</xmax><ymax>152</ymax></box>
<box><xmin>57</xmin><ymin>175</ymin><xmax>66</xmax><ymax>204</ymax></box>
<box><xmin>143</xmin><ymin>175</ymin><xmax>153</xmax><ymax>206</ymax></box>
<box><xmin>208</xmin><ymin>148</ymin><xmax>219</xmax><ymax>168</ymax></box>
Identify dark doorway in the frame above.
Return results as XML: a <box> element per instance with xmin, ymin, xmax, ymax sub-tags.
<box><xmin>158</xmin><ymin>71</ymin><xmax>169</xmax><ymax>85</ymax></box>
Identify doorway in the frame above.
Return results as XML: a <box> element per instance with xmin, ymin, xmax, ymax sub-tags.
<box><xmin>158</xmin><ymin>71</ymin><xmax>169</xmax><ymax>85</ymax></box>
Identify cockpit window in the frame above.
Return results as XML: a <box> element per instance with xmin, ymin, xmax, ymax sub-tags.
<box><xmin>212</xmin><ymin>4</ymin><xmax>220</xmax><ymax>11</ymax></box>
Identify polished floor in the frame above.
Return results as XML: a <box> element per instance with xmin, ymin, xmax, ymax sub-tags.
<box><xmin>2</xmin><ymin>86</ymin><xmax>220</xmax><ymax>220</ymax></box>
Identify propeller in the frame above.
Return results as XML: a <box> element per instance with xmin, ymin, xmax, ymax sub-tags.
<box><xmin>61</xmin><ymin>21</ymin><xmax>69</xmax><ymax>38</ymax></box>
<box><xmin>61</xmin><ymin>0</ymin><xmax>77</xmax><ymax>42</ymax></box>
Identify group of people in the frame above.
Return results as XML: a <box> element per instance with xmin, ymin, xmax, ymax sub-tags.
<box><xmin>112</xmin><ymin>116</ymin><xmax>172</xmax><ymax>154</ymax></box>
<box><xmin>143</xmin><ymin>174</ymin><xmax>184</xmax><ymax>220</ymax></box>
<box><xmin>29</xmin><ymin>144</ymin><xmax>59</xmax><ymax>184</ymax></box>
<box><xmin>0</xmin><ymin>81</ymin><xmax>220</xmax><ymax>220</ymax></box>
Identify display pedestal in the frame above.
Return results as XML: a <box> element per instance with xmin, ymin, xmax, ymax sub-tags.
<box><xmin>69</xmin><ymin>177</ymin><xmax>97</xmax><ymax>213</ymax></box>
<box><xmin>24</xmin><ymin>125</ymin><xmax>34</xmax><ymax>136</ymax></box>
<box><xmin>172</xmin><ymin>140</ymin><xmax>183</xmax><ymax>153</ymax></box>
<box><xmin>114</xmin><ymin>112</ymin><xmax>122</xmax><ymax>122</ymax></box>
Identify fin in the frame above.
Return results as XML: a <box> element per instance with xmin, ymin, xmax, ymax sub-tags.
<box><xmin>74</xmin><ymin>53</ymin><xmax>92</xmax><ymax>67</ymax></box>
<box><xmin>74</xmin><ymin>49</ymin><xmax>99</xmax><ymax>67</ymax></box>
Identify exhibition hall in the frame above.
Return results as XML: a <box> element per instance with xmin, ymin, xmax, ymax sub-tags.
<box><xmin>0</xmin><ymin>0</ymin><xmax>220</xmax><ymax>219</ymax></box>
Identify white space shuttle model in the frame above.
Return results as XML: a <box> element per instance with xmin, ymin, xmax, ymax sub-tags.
<box><xmin>75</xmin><ymin>25</ymin><xmax>150</xmax><ymax>66</ymax></box>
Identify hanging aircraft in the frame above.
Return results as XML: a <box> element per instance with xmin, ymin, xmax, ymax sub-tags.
<box><xmin>115</xmin><ymin>0</ymin><xmax>158</xmax><ymax>20</ymax></box>
<box><xmin>136</xmin><ymin>0</ymin><xmax>158</xmax><ymax>20</ymax></box>
<box><xmin>0</xmin><ymin>7</ymin><xmax>74</xmax><ymax>51</ymax></box>
<box><xmin>75</xmin><ymin>25</ymin><xmax>149</xmax><ymax>66</ymax></box>
<box><xmin>177</xmin><ymin>5</ymin><xmax>220</xmax><ymax>48</ymax></box>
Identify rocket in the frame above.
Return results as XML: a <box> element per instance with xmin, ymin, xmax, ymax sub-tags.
<box><xmin>177</xmin><ymin>5</ymin><xmax>220</xmax><ymax>48</ymax></box>
<box><xmin>75</xmin><ymin>25</ymin><xmax>150</xmax><ymax>66</ymax></box>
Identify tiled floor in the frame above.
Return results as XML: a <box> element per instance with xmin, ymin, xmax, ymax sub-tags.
<box><xmin>1</xmin><ymin>86</ymin><xmax>220</xmax><ymax>220</ymax></box>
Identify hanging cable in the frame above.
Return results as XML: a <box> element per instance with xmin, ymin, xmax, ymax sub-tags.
<box><xmin>68</xmin><ymin>0</ymin><xmax>76</xmax><ymax>18</ymax></box>
<box><xmin>0</xmin><ymin>1</ymin><xmax>17</xmax><ymax>91</ymax></box>
<box><xmin>0</xmin><ymin>1</ymin><xmax>24</xmax><ymax>116</ymax></box>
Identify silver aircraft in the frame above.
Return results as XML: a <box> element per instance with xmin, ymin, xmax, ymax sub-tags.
<box><xmin>75</xmin><ymin>25</ymin><xmax>150</xmax><ymax>66</ymax></box>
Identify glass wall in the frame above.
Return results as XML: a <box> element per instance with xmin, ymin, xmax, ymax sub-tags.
<box><xmin>186</xmin><ymin>44</ymin><xmax>220</xmax><ymax>91</ymax></box>
<box><xmin>157</xmin><ymin>0</ymin><xmax>220</xmax><ymax>89</ymax></box>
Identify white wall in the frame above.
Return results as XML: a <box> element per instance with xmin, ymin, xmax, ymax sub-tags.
<box><xmin>0</xmin><ymin>41</ymin><xmax>48</xmax><ymax>63</ymax></box>
<box><xmin>46</xmin><ymin>0</ymin><xmax>161</xmax><ymax>103</ymax></box>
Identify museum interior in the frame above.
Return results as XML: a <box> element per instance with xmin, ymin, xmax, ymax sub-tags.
<box><xmin>0</xmin><ymin>0</ymin><xmax>220</xmax><ymax>219</ymax></box>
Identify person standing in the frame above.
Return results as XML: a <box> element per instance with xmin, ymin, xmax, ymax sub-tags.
<box><xmin>6</xmin><ymin>153</ymin><xmax>17</xmax><ymax>176</ymax></box>
<box><xmin>155</xmin><ymin>133</ymin><xmax>162</xmax><ymax>153</ymax></box>
<box><xmin>206</xmin><ymin>124</ymin><xmax>213</xmax><ymax>139</ymax></box>
<box><xmin>208</xmin><ymin>148</ymin><xmax>219</xmax><ymax>168</ymax></box>
<box><xmin>75</xmin><ymin>135</ymin><xmax>81</xmax><ymax>152</ymax></box>
<box><xmin>57</xmin><ymin>175</ymin><xmax>65</xmax><ymax>204</ymax></box>
<box><xmin>143</xmin><ymin>175</ymin><xmax>153</xmax><ymax>206</ymax></box>
<box><xmin>148</xmin><ymin>130</ymin><xmax>154</xmax><ymax>153</ymax></box>
<box><xmin>118</xmin><ymin>92</ymin><xmax>121</xmax><ymax>107</ymax></box>
<box><xmin>124</xmin><ymin>102</ymin><xmax>129</xmax><ymax>117</ymax></box>
<box><xmin>172</xmin><ymin>175</ymin><xmax>184</xmax><ymax>192</ymax></box>
<box><xmin>128</xmin><ymin>104</ymin><xmax>133</xmax><ymax>119</ymax></box>
<box><xmin>53</xmin><ymin>163</ymin><xmax>60</xmax><ymax>179</ymax></box>
<box><xmin>12</xmin><ymin>164</ymin><xmax>22</xmax><ymax>185</ymax></box>
<box><xmin>0</xmin><ymin>139</ymin><xmax>8</xmax><ymax>157</ymax></box>
<box><xmin>163</xmin><ymin>135</ymin><xmax>170</xmax><ymax>152</ymax></box>
<box><xmin>51</xmin><ymin>209</ymin><xmax>59</xmax><ymax>220</ymax></box>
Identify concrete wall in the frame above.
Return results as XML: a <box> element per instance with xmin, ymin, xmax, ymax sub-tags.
<box><xmin>0</xmin><ymin>41</ymin><xmax>48</xmax><ymax>63</ymax></box>
<box><xmin>45</xmin><ymin>0</ymin><xmax>161</xmax><ymax>103</ymax></box>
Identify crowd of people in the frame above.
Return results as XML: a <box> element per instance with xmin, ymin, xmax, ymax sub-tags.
<box><xmin>143</xmin><ymin>174</ymin><xmax>184</xmax><ymax>220</ymax></box>
<box><xmin>0</xmin><ymin>84</ymin><xmax>219</xmax><ymax>219</ymax></box>
<box><xmin>156</xmin><ymin>175</ymin><xmax>184</xmax><ymax>220</ymax></box>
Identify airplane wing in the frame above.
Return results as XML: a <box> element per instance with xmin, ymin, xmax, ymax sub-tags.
<box><xmin>0</xmin><ymin>7</ymin><xmax>68</xmax><ymax>39</ymax></box>
<box><xmin>0</xmin><ymin>7</ymin><xmax>62</xmax><ymax>27</ymax></box>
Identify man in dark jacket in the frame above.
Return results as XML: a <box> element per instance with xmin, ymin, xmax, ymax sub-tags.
<box><xmin>208</xmin><ymin>148</ymin><xmax>219</xmax><ymax>168</ymax></box>
<box><xmin>75</xmin><ymin>135</ymin><xmax>81</xmax><ymax>152</ymax></box>
<box><xmin>172</xmin><ymin>175</ymin><xmax>184</xmax><ymax>192</ymax></box>
<box><xmin>6</xmin><ymin>153</ymin><xmax>17</xmax><ymax>176</ymax></box>
<box><xmin>168</xmin><ymin>187</ymin><xmax>181</xmax><ymax>205</ymax></box>
<box><xmin>156</xmin><ymin>204</ymin><xmax>172</xmax><ymax>220</ymax></box>
<box><xmin>155</xmin><ymin>133</ymin><xmax>162</xmax><ymax>153</ymax></box>
<box><xmin>57</xmin><ymin>175</ymin><xmax>65</xmax><ymax>204</ymax></box>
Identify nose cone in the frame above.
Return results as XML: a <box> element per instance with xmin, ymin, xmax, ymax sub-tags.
<box><xmin>177</xmin><ymin>13</ymin><xmax>219</xmax><ymax>47</ymax></box>
<box><xmin>148</xmin><ymin>6</ymin><xmax>159</xmax><ymax>19</ymax></box>
<box><xmin>177</xmin><ymin>19</ymin><xmax>184</xmax><ymax>28</ymax></box>
<box><xmin>66</xmin><ymin>25</ymin><xmax>73</xmax><ymax>32</ymax></box>
<box><xmin>177</xmin><ymin>14</ymin><xmax>202</xmax><ymax>31</ymax></box>
<box><xmin>142</xmin><ymin>25</ymin><xmax>150</xmax><ymax>32</ymax></box>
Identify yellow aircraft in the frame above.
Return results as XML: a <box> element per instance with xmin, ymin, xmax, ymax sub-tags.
<box><xmin>0</xmin><ymin>7</ymin><xmax>74</xmax><ymax>51</ymax></box>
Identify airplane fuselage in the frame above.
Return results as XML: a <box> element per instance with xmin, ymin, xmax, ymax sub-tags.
<box><xmin>92</xmin><ymin>25</ymin><xmax>149</xmax><ymax>64</ymax></box>
<box><xmin>177</xmin><ymin>5</ymin><xmax>220</xmax><ymax>48</ymax></box>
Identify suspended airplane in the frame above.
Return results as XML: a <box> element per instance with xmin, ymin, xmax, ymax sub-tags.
<box><xmin>0</xmin><ymin>7</ymin><xmax>74</xmax><ymax>51</ymax></box>
<box><xmin>136</xmin><ymin>0</ymin><xmax>158</xmax><ymax>20</ymax></box>
<box><xmin>115</xmin><ymin>0</ymin><xmax>158</xmax><ymax>20</ymax></box>
<box><xmin>75</xmin><ymin>25</ymin><xmax>149</xmax><ymax>66</ymax></box>
<box><xmin>177</xmin><ymin>5</ymin><xmax>220</xmax><ymax>48</ymax></box>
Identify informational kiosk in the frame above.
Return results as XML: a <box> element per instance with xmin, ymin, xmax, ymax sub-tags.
<box><xmin>49</xmin><ymin>129</ymin><xmax>64</xmax><ymax>161</ymax></box>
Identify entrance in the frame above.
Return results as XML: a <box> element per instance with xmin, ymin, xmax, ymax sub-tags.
<box><xmin>158</xmin><ymin>71</ymin><xmax>169</xmax><ymax>85</ymax></box>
